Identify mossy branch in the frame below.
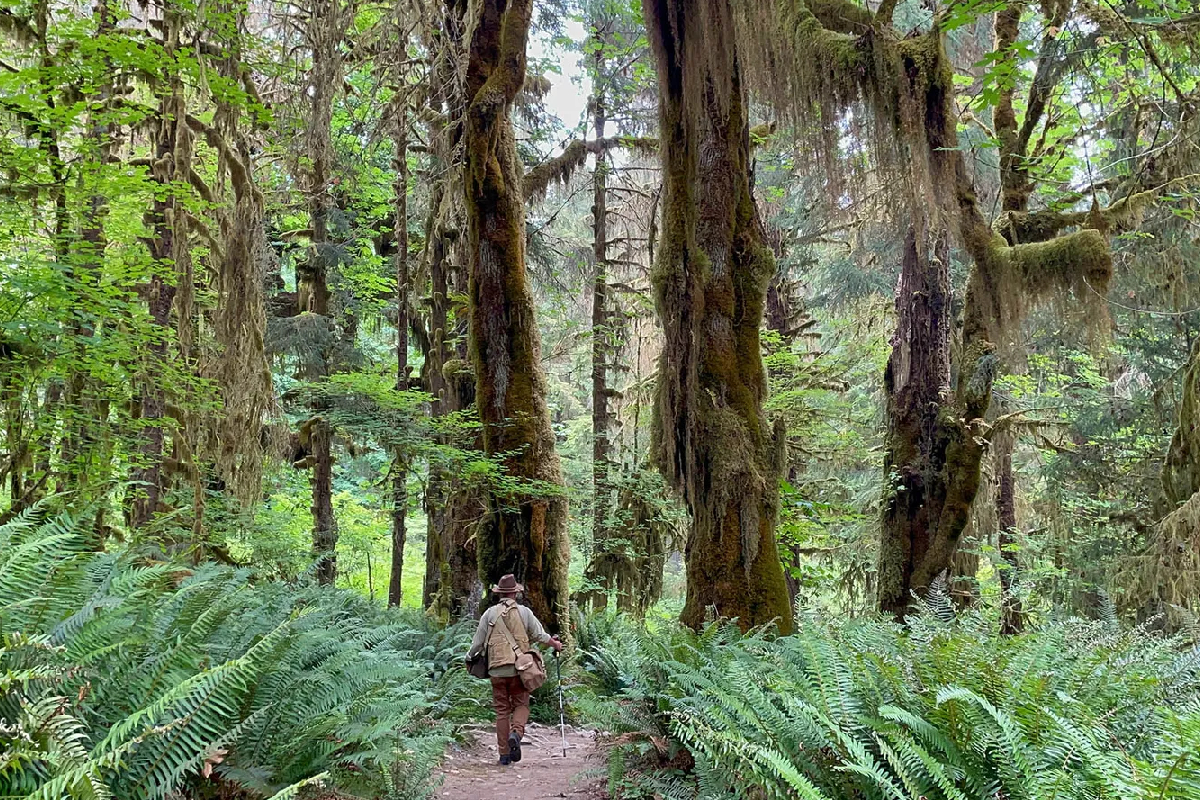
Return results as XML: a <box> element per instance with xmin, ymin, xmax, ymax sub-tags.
<box><xmin>1104</xmin><ymin>173</ymin><xmax>1200</xmax><ymax>229</ymax></box>
<box><xmin>1002</xmin><ymin>228</ymin><xmax>1113</xmax><ymax>300</ymax></box>
<box><xmin>185</xmin><ymin>212</ymin><xmax>224</xmax><ymax>260</ymax></box>
<box><xmin>523</xmin><ymin>136</ymin><xmax>658</xmax><ymax>202</ymax></box>
<box><xmin>187</xmin><ymin>168</ymin><xmax>217</xmax><ymax>206</ymax></box>
<box><xmin>464</xmin><ymin>0</ymin><xmax>534</xmax><ymax>171</ymax></box>
<box><xmin>995</xmin><ymin>173</ymin><xmax>1200</xmax><ymax>245</ymax></box>
<box><xmin>184</xmin><ymin>115</ymin><xmax>257</xmax><ymax>203</ymax></box>
<box><xmin>804</xmin><ymin>0</ymin><xmax>874</xmax><ymax>34</ymax></box>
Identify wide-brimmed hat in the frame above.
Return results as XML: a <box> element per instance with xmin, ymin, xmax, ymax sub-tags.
<box><xmin>491</xmin><ymin>574</ymin><xmax>524</xmax><ymax>594</ymax></box>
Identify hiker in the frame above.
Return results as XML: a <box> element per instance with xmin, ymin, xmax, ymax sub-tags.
<box><xmin>467</xmin><ymin>574</ymin><xmax>563</xmax><ymax>765</ymax></box>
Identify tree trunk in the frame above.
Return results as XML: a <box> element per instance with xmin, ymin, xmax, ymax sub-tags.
<box><xmin>422</xmin><ymin>213</ymin><xmax>485</xmax><ymax>620</ymax></box>
<box><xmin>62</xmin><ymin>0</ymin><xmax>113</xmax><ymax>515</ymax></box>
<box><xmin>131</xmin><ymin>17</ymin><xmax>191</xmax><ymax>529</ymax></box>
<box><xmin>390</xmin><ymin>90</ymin><xmax>410</xmax><ymax>608</ymax></box>
<box><xmin>877</xmin><ymin>227</ymin><xmax>964</xmax><ymax>617</ymax></box>
<box><xmin>421</xmin><ymin>0</ymin><xmax>484</xmax><ymax>621</ymax></box>
<box><xmin>205</xmin><ymin>5</ymin><xmax>273</xmax><ymax>510</ymax></box>
<box><xmin>301</xmin><ymin>0</ymin><xmax>344</xmax><ymax>584</ymax></box>
<box><xmin>871</xmin><ymin>25</ymin><xmax>1110</xmax><ymax>619</ymax></box>
<box><xmin>29</xmin><ymin>0</ymin><xmax>74</xmax><ymax>502</ymax></box>
<box><xmin>643</xmin><ymin>0</ymin><xmax>793</xmax><ymax>634</ymax></box>
<box><xmin>995</xmin><ymin>428</ymin><xmax>1024</xmax><ymax>633</ymax></box>
<box><xmin>310</xmin><ymin>418</ymin><xmax>338</xmax><ymax>584</ymax></box>
<box><xmin>581</xmin><ymin>35</ymin><xmax>617</xmax><ymax>613</ymax></box>
<box><xmin>463</xmin><ymin>0</ymin><xmax>570</xmax><ymax>632</ymax></box>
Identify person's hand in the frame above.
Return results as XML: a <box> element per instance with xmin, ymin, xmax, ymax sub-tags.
<box><xmin>549</xmin><ymin>636</ymin><xmax>563</xmax><ymax>653</ymax></box>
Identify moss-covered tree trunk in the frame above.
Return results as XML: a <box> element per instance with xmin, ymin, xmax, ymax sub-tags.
<box><xmin>62</xmin><ymin>0</ymin><xmax>113</xmax><ymax>520</ymax></box>
<box><xmin>463</xmin><ymin>0</ymin><xmax>569</xmax><ymax>631</ymax></box>
<box><xmin>643</xmin><ymin>0</ymin><xmax>793</xmax><ymax>634</ymax></box>
<box><xmin>131</xmin><ymin>14</ymin><xmax>191</xmax><ymax>529</ymax></box>
<box><xmin>204</xmin><ymin>13</ymin><xmax>273</xmax><ymax>512</ymax></box>
<box><xmin>418</xmin><ymin>0</ymin><xmax>483</xmax><ymax>620</ymax></box>
<box><xmin>422</xmin><ymin>202</ymin><xmax>485</xmax><ymax>619</ymax></box>
<box><xmin>864</xmin><ymin>20</ymin><xmax>1112</xmax><ymax>620</ymax></box>
<box><xmin>877</xmin><ymin>227</ymin><xmax>965</xmax><ymax>617</ymax></box>
<box><xmin>389</xmin><ymin>90</ymin><xmax>411</xmax><ymax>608</ymax></box>
<box><xmin>1137</xmin><ymin>337</ymin><xmax>1200</xmax><ymax>626</ymax></box>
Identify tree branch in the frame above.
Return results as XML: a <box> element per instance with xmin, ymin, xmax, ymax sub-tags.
<box><xmin>184</xmin><ymin>114</ymin><xmax>255</xmax><ymax>200</ymax></box>
<box><xmin>523</xmin><ymin>136</ymin><xmax>658</xmax><ymax>202</ymax></box>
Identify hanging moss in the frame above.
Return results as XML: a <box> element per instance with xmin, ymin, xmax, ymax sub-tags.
<box><xmin>580</xmin><ymin>474</ymin><xmax>674</xmax><ymax>616</ymax></box>
<box><xmin>523</xmin><ymin>139</ymin><xmax>589</xmax><ymax>203</ymax></box>
<box><xmin>645</xmin><ymin>0</ymin><xmax>794</xmax><ymax>635</ymax></box>
<box><xmin>735</xmin><ymin>0</ymin><xmax>1131</xmax><ymax>618</ymax></box>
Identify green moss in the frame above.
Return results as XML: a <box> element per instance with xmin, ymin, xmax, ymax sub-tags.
<box><xmin>1003</xmin><ymin>228</ymin><xmax>1113</xmax><ymax>299</ymax></box>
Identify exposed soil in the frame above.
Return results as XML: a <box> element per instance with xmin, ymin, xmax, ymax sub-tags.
<box><xmin>433</xmin><ymin>723</ymin><xmax>604</xmax><ymax>800</ymax></box>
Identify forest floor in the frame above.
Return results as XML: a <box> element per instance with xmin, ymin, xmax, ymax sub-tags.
<box><xmin>434</xmin><ymin>723</ymin><xmax>605</xmax><ymax>800</ymax></box>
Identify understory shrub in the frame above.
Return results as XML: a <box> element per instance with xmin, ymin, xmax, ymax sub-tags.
<box><xmin>0</xmin><ymin>507</ymin><xmax>486</xmax><ymax>799</ymax></box>
<box><xmin>574</xmin><ymin>606</ymin><xmax>1200</xmax><ymax>799</ymax></box>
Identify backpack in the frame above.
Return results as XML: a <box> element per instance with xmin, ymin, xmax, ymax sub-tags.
<box><xmin>493</xmin><ymin>604</ymin><xmax>547</xmax><ymax>691</ymax></box>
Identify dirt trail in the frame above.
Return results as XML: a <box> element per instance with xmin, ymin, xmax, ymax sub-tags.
<box><xmin>434</xmin><ymin>723</ymin><xmax>604</xmax><ymax>800</ymax></box>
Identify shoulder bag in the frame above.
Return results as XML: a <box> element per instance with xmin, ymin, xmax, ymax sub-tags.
<box><xmin>496</xmin><ymin>609</ymin><xmax>547</xmax><ymax>691</ymax></box>
<box><xmin>465</xmin><ymin>649</ymin><xmax>489</xmax><ymax>680</ymax></box>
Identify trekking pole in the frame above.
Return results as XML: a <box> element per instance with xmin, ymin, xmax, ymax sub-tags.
<box><xmin>555</xmin><ymin>649</ymin><xmax>567</xmax><ymax>758</ymax></box>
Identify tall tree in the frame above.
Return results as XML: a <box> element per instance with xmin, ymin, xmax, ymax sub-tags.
<box><xmin>130</xmin><ymin>9</ymin><xmax>192</xmax><ymax>530</ymax></box>
<box><xmin>580</xmin><ymin>17</ymin><xmax>616</xmax><ymax>612</ymax></box>
<box><xmin>421</xmin><ymin>0</ymin><xmax>485</xmax><ymax>620</ymax></box>
<box><xmin>749</xmin><ymin>0</ymin><xmax>1115</xmax><ymax>618</ymax></box>
<box><xmin>300</xmin><ymin>0</ymin><xmax>350</xmax><ymax>584</ymax></box>
<box><xmin>462</xmin><ymin>0</ymin><xmax>570</xmax><ymax>630</ymax></box>
<box><xmin>390</xmin><ymin>83</ymin><xmax>411</xmax><ymax>607</ymax></box>
<box><xmin>643</xmin><ymin>0</ymin><xmax>794</xmax><ymax>634</ymax></box>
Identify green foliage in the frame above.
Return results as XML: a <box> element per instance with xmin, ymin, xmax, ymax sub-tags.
<box><xmin>0</xmin><ymin>507</ymin><xmax>485</xmax><ymax>799</ymax></box>
<box><xmin>577</xmin><ymin>610</ymin><xmax>1200</xmax><ymax>799</ymax></box>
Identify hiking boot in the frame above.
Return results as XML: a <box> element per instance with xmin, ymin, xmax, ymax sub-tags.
<box><xmin>499</xmin><ymin>754</ymin><xmax>511</xmax><ymax>766</ymax></box>
<box><xmin>508</xmin><ymin>732</ymin><xmax>522</xmax><ymax>763</ymax></box>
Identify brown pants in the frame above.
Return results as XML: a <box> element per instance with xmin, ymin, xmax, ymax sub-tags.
<box><xmin>490</xmin><ymin>675</ymin><xmax>530</xmax><ymax>755</ymax></box>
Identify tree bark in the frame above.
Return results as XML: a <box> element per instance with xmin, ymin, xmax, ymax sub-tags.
<box><xmin>867</xmin><ymin>22</ymin><xmax>1111</xmax><ymax>619</ymax></box>
<box><xmin>204</xmin><ymin>3</ymin><xmax>273</xmax><ymax>511</ymax></box>
<box><xmin>580</xmin><ymin>32</ymin><xmax>619</xmax><ymax>613</ymax></box>
<box><xmin>130</xmin><ymin>12</ymin><xmax>191</xmax><ymax>529</ymax></box>
<box><xmin>300</xmin><ymin>0</ymin><xmax>345</xmax><ymax>584</ymax></box>
<box><xmin>390</xmin><ymin>89</ymin><xmax>410</xmax><ymax>608</ymax></box>
<box><xmin>463</xmin><ymin>0</ymin><xmax>570</xmax><ymax>632</ymax></box>
<box><xmin>421</xmin><ymin>0</ymin><xmax>484</xmax><ymax>621</ymax></box>
<box><xmin>62</xmin><ymin>0</ymin><xmax>113</xmax><ymax>517</ymax></box>
<box><xmin>995</xmin><ymin>427</ymin><xmax>1024</xmax><ymax>633</ymax></box>
<box><xmin>309</xmin><ymin>417</ymin><xmax>337</xmax><ymax>584</ymax></box>
<box><xmin>422</xmin><ymin>209</ymin><xmax>485</xmax><ymax>620</ymax></box>
<box><xmin>643</xmin><ymin>0</ymin><xmax>793</xmax><ymax>634</ymax></box>
<box><xmin>877</xmin><ymin>226</ymin><xmax>983</xmax><ymax>618</ymax></box>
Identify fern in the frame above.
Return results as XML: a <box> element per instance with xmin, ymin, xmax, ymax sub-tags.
<box><xmin>0</xmin><ymin>512</ymin><xmax>482</xmax><ymax>800</ymax></box>
<box><xmin>578</xmin><ymin>610</ymin><xmax>1200</xmax><ymax>800</ymax></box>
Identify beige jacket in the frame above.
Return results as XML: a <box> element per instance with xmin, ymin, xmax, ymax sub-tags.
<box><xmin>468</xmin><ymin>599</ymin><xmax>552</xmax><ymax>678</ymax></box>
